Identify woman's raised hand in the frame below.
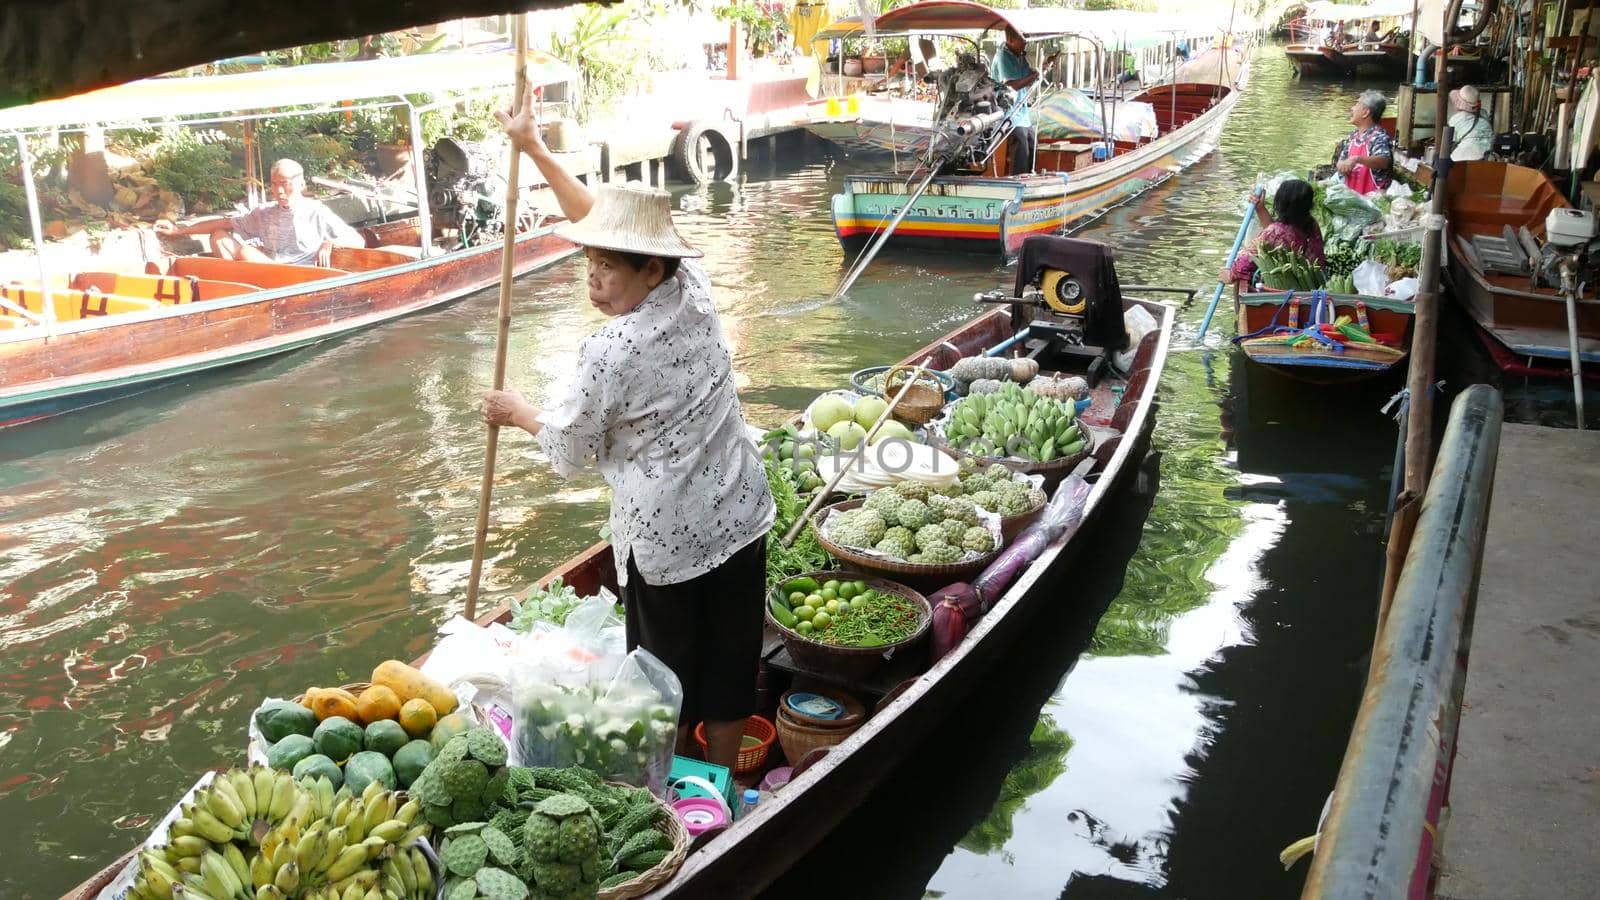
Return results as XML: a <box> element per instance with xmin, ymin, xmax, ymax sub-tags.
<box><xmin>495</xmin><ymin>86</ymin><xmax>548</xmax><ymax>159</ymax></box>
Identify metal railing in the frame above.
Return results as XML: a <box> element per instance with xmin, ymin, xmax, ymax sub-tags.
<box><xmin>1302</xmin><ymin>384</ymin><xmax>1503</xmax><ymax>900</ymax></box>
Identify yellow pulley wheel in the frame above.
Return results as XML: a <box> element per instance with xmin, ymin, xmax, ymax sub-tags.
<box><xmin>1041</xmin><ymin>269</ymin><xmax>1087</xmax><ymax>315</ymax></box>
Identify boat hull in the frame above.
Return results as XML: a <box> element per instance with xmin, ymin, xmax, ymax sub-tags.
<box><xmin>0</xmin><ymin>227</ymin><xmax>577</xmax><ymax>428</ymax></box>
<box><xmin>1286</xmin><ymin>45</ymin><xmax>1352</xmax><ymax>77</ymax></box>
<box><xmin>1443</xmin><ymin>161</ymin><xmax>1600</xmax><ymax>377</ymax></box>
<box><xmin>1234</xmin><ymin>290</ymin><xmax>1414</xmax><ymax>383</ymax></box>
<box><xmin>831</xmin><ymin>81</ymin><xmax>1239</xmax><ymax>257</ymax></box>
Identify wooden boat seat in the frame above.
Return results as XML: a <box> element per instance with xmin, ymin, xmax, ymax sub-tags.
<box><xmin>167</xmin><ymin>256</ymin><xmax>346</xmax><ymax>289</ymax></box>
<box><xmin>72</xmin><ymin>271</ymin><xmax>258</xmax><ymax>304</ymax></box>
<box><xmin>329</xmin><ymin>246</ymin><xmax>421</xmax><ymax>271</ymax></box>
<box><xmin>0</xmin><ymin>284</ymin><xmax>164</xmax><ymax>321</ymax></box>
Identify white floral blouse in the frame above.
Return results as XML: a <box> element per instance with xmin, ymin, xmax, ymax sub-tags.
<box><xmin>535</xmin><ymin>259</ymin><xmax>774</xmax><ymax>587</ymax></box>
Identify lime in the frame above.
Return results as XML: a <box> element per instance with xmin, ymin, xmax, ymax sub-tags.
<box><xmin>820</xmin><ymin>587</ymin><xmax>837</xmax><ymax>601</ymax></box>
<box><xmin>789</xmin><ymin>591</ymin><xmax>806</xmax><ymax>606</ymax></box>
<box><xmin>797</xmin><ymin>620</ymin><xmax>814</xmax><ymax>635</ymax></box>
<box><xmin>836</xmin><ymin>600</ymin><xmax>851</xmax><ymax>615</ymax></box>
<box><xmin>795</xmin><ymin>605</ymin><xmax>816</xmax><ymax>621</ymax></box>
<box><xmin>813</xmin><ymin>611</ymin><xmax>832</xmax><ymax>629</ymax></box>
<box><xmin>853</xmin><ymin>580</ymin><xmax>867</xmax><ymax>595</ymax></box>
<box><xmin>825</xmin><ymin>599</ymin><xmax>841</xmax><ymax>615</ymax></box>
<box><xmin>823</xmin><ymin>580</ymin><xmax>841</xmax><ymax>594</ymax></box>
<box><xmin>838</xmin><ymin>582</ymin><xmax>858</xmax><ymax>600</ymax></box>
<box><xmin>805</xmin><ymin>594</ymin><xmax>824</xmax><ymax>609</ymax></box>
<box><xmin>796</xmin><ymin>443</ymin><xmax>817</xmax><ymax>459</ymax></box>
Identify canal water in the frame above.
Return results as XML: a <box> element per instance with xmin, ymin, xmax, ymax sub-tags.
<box><xmin>3</xmin><ymin>47</ymin><xmax>1403</xmax><ymax>898</ymax></box>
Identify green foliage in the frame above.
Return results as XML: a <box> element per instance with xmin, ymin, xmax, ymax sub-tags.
<box><xmin>145</xmin><ymin>127</ymin><xmax>243</xmax><ymax>208</ymax></box>
<box><xmin>714</xmin><ymin>1</ymin><xmax>790</xmax><ymax>54</ymax></box>
<box><xmin>549</xmin><ymin>6</ymin><xmax>651</xmax><ymax>122</ymax></box>
<box><xmin>418</xmin><ymin>94</ymin><xmax>511</xmax><ymax>150</ymax></box>
<box><xmin>256</xmin><ymin>118</ymin><xmax>359</xmax><ymax>182</ymax></box>
<box><xmin>958</xmin><ymin>715</ymin><xmax>1073</xmax><ymax>854</ymax></box>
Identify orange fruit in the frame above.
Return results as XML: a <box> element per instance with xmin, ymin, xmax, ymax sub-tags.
<box><xmin>398</xmin><ymin>698</ymin><xmax>438</xmax><ymax>738</ymax></box>
<box><xmin>355</xmin><ymin>684</ymin><xmax>402</xmax><ymax>724</ymax></box>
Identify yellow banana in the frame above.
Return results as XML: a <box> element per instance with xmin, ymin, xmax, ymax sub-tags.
<box><xmin>170</xmin><ymin>835</ymin><xmax>212</xmax><ymax>858</ymax></box>
<box><xmin>345</xmin><ymin>805</ymin><xmax>367</xmax><ymax>843</ymax></box>
<box><xmin>230</xmin><ymin>770</ymin><xmax>258</xmax><ymax>820</ymax></box>
<box><xmin>176</xmin><ymin>856</ymin><xmax>204</xmax><ymax>876</ymax></box>
<box><xmin>323</xmin><ymin>844</ymin><xmax>370</xmax><ymax>883</ymax></box>
<box><xmin>316</xmin><ymin>825</ymin><xmax>349</xmax><ymax>875</ymax></box>
<box><xmin>200</xmin><ymin>851</ymin><xmax>241</xmax><ymax>900</ymax></box>
<box><xmin>267</xmin><ymin>772</ymin><xmax>297</xmax><ymax>821</ymax></box>
<box><xmin>272</xmin><ymin>860</ymin><xmax>300</xmax><ymax>894</ymax></box>
<box><xmin>361</xmin><ymin>799</ymin><xmax>389</xmax><ymax>837</ymax></box>
<box><xmin>358</xmin><ymin>835</ymin><xmax>388</xmax><ymax>860</ymax></box>
<box><xmin>367</xmin><ymin>820</ymin><xmax>406</xmax><ymax>844</ymax></box>
<box><xmin>393</xmin><ymin>799</ymin><xmax>419</xmax><ymax>828</ymax></box>
<box><xmin>139</xmin><ymin>855</ymin><xmax>178</xmax><ymax>900</ymax></box>
<box><xmin>169</xmin><ymin>816</ymin><xmax>198</xmax><ymax>840</ymax></box>
<box><xmin>285</xmin><ymin>791</ymin><xmax>314</xmax><ymax>830</ymax></box>
<box><xmin>392</xmin><ymin>852</ymin><xmax>416</xmax><ymax>895</ymax></box>
<box><xmin>251</xmin><ymin>768</ymin><xmax>278</xmax><ymax>817</ymax></box>
<box><xmin>363</xmin><ymin>888</ymin><xmax>382</xmax><ymax>900</ymax></box>
<box><xmin>315</xmin><ymin>776</ymin><xmax>337</xmax><ymax>818</ymax></box>
<box><xmin>249</xmin><ymin>851</ymin><xmax>275</xmax><ymax>889</ymax></box>
<box><xmin>171</xmin><ymin>882</ymin><xmax>219</xmax><ymax>900</ymax></box>
<box><xmin>255</xmin><ymin>886</ymin><xmax>286</xmax><ymax>900</ymax></box>
<box><xmin>296</xmin><ymin>827</ymin><xmax>327</xmax><ymax>873</ymax></box>
<box><xmin>398</xmin><ymin>824</ymin><xmax>428</xmax><ymax>847</ymax></box>
<box><xmin>191</xmin><ymin>808</ymin><xmax>236</xmax><ymax>844</ymax></box>
<box><xmin>408</xmin><ymin>848</ymin><xmax>433</xmax><ymax>894</ymax></box>
<box><xmin>208</xmin><ymin>778</ymin><xmax>246</xmax><ymax>830</ymax></box>
<box><xmin>360</xmin><ymin>779</ymin><xmax>384</xmax><ymax>807</ymax></box>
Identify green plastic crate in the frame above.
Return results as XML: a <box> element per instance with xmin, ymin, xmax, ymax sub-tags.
<box><xmin>669</xmin><ymin>755</ymin><xmax>734</xmax><ymax>806</ymax></box>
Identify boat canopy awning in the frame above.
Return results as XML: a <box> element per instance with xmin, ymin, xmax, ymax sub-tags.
<box><xmin>0</xmin><ymin>50</ymin><xmax>574</xmax><ymax>135</ymax></box>
<box><xmin>1304</xmin><ymin>0</ymin><xmax>1416</xmax><ymax>21</ymax></box>
<box><xmin>815</xmin><ymin>2</ymin><xmax>1256</xmax><ymax>50</ymax></box>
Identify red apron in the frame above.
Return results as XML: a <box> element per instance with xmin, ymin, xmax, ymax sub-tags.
<box><xmin>1343</xmin><ymin>128</ymin><xmax>1382</xmax><ymax>196</ymax></box>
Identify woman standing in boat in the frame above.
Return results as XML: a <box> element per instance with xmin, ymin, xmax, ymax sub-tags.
<box><xmin>1219</xmin><ymin>179</ymin><xmax>1325</xmax><ymax>288</ymax></box>
<box><xmin>1335</xmin><ymin>90</ymin><xmax>1394</xmax><ymax>196</ymax></box>
<box><xmin>480</xmin><ymin>91</ymin><xmax>774</xmax><ymax>773</ymax></box>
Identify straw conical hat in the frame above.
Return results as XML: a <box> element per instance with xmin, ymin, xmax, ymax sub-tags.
<box><xmin>555</xmin><ymin>181</ymin><xmax>702</xmax><ymax>259</ymax></box>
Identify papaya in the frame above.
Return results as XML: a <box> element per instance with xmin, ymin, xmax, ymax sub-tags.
<box><xmin>429</xmin><ymin>712</ymin><xmax>473</xmax><ymax>751</ymax></box>
<box><xmin>397</xmin><ymin>698</ymin><xmax>437</xmax><ymax>738</ymax></box>
<box><xmin>370</xmin><ymin>660</ymin><xmax>457</xmax><ymax>716</ymax></box>
<box><xmin>355</xmin><ymin>684</ymin><xmax>402</xmax><ymax>725</ymax></box>
<box><xmin>304</xmin><ymin>686</ymin><xmax>360</xmax><ymax>722</ymax></box>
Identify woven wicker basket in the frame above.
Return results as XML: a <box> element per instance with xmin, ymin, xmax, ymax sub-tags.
<box><xmin>766</xmin><ymin>569</ymin><xmax>930</xmax><ymax>681</ymax></box>
<box><xmin>883</xmin><ymin>363</ymin><xmax>947</xmax><ymax>426</ymax></box>
<box><xmin>813</xmin><ymin>500</ymin><xmax>1002</xmax><ymax>583</ymax></box>
<box><xmin>598</xmin><ymin>791</ymin><xmax>692</xmax><ymax>899</ymax></box>
<box><xmin>774</xmin><ymin>704</ymin><xmax>862</xmax><ymax>766</ymax></box>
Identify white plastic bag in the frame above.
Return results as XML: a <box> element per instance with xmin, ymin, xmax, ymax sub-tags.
<box><xmin>1353</xmin><ymin>259</ymin><xmax>1391</xmax><ymax>296</ymax></box>
<box><xmin>1386</xmin><ymin>277</ymin><xmax>1420</xmax><ymax>300</ymax></box>
<box><xmin>1386</xmin><ymin>180</ymin><xmax>1412</xmax><ymax>198</ymax></box>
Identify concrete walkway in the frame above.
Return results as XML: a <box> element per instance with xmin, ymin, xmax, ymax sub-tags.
<box><xmin>1438</xmin><ymin>423</ymin><xmax>1600</xmax><ymax>900</ymax></box>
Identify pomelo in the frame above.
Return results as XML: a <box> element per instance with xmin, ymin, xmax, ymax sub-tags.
<box><xmin>869</xmin><ymin>419</ymin><xmax>915</xmax><ymax>445</ymax></box>
<box><xmin>810</xmin><ymin>394</ymin><xmax>855</xmax><ymax>434</ymax></box>
<box><xmin>827</xmin><ymin>420</ymin><xmax>868</xmax><ymax>450</ymax></box>
<box><xmin>852</xmin><ymin>396</ymin><xmax>889</xmax><ymax>429</ymax></box>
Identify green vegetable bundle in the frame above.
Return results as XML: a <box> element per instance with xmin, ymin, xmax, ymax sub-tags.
<box><xmin>1253</xmin><ymin>243</ymin><xmax>1325</xmax><ymax>291</ymax></box>
<box><xmin>1323</xmin><ymin>240</ymin><xmax>1366</xmax><ymax>279</ymax></box>
<box><xmin>514</xmin><ymin>682</ymin><xmax>679</xmax><ymax>791</ymax></box>
<box><xmin>764</xmin><ymin>458</ymin><xmax>829</xmax><ymax>585</ymax></box>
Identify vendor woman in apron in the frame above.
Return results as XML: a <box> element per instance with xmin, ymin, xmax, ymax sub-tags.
<box><xmin>1336</xmin><ymin>90</ymin><xmax>1395</xmax><ymax>196</ymax></box>
<box><xmin>481</xmin><ymin>90</ymin><xmax>775</xmax><ymax>772</ymax></box>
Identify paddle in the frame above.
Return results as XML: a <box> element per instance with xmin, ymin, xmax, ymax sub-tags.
<box><xmin>829</xmin><ymin>167</ymin><xmax>941</xmax><ymax>303</ymax></box>
<box><xmin>464</xmin><ymin>16</ymin><xmax>530</xmax><ymax>620</ymax></box>
<box><xmin>781</xmin><ymin>355</ymin><xmax>935</xmax><ymax>547</ymax></box>
<box><xmin>1196</xmin><ymin>184</ymin><xmax>1262</xmax><ymax>340</ymax></box>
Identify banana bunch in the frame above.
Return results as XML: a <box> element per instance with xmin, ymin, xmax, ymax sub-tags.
<box><xmin>129</xmin><ymin>770</ymin><xmax>435</xmax><ymax>900</ymax></box>
<box><xmin>942</xmin><ymin>382</ymin><xmax>1084</xmax><ymax>463</ymax></box>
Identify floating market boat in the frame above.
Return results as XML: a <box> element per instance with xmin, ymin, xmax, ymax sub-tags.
<box><xmin>1443</xmin><ymin>160</ymin><xmax>1600</xmax><ymax>379</ymax></box>
<box><xmin>1233</xmin><ymin>288</ymin><xmax>1414</xmax><ymax>382</ymax></box>
<box><xmin>1282</xmin><ymin>0</ymin><xmax>1413</xmax><ymax>78</ymax></box>
<box><xmin>69</xmin><ymin>234</ymin><xmax>1175</xmax><ymax>897</ymax></box>
<box><xmin>0</xmin><ymin>51</ymin><xmax>580</xmax><ymax>429</ymax></box>
<box><xmin>824</xmin><ymin>1</ymin><xmax>1249</xmax><ymax>258</ymax></box>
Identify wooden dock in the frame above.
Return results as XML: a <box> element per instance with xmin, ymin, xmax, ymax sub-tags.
<box><xmin>1437</xmin><ymin>423</ymin><xmax>1600</xmax><ymax>899</ymax></box>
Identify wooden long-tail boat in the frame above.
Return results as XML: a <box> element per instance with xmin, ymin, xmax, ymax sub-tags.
<box><xmin>67</xmin><ymin>236</ymin><xmax>1174</xmax><ymax>898</ymax></box>
<box><xmin>0</xmin><ymin>52</ymin><xmax>581</xmax><ymax>428</ymax></box>
<box><xmin>1234</xmin><ymin>287</ymin><xmax>1414</xmax><ymax>382</ymax></box>
<box><xmin>1443</xmin><ymin>160</ymin><xmax>1600</xmax><ymax>378</ymax></box>
<box><xmin>1286</xmin><ymin>43</ymin><xmax>1353</xmax><ymax>78</ymax></box>
<box><xmin>828</xmin><ymin>2</ymin><xmax>1249</xmax><ymax>258</ymax></box>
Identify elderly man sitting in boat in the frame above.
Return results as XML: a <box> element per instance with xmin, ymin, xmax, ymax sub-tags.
<box><xmin>154</xmin><ymin>159</ymin><xmax>365</xmax><ymax>267</ymax></box>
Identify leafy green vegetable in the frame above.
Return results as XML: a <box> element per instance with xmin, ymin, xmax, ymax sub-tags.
<box><xmin>508</xmin><ymin>577</ymin><xmax>620</xmax><ymax>632</ymax></box>
<box><xmin>764</xmin><ymin>459</ymin><xmax>829</xmax><ymax>586</ymax></box>
<box><xmin>1254</xmin><ymin>244</ymin><xmax>1325</xmax><ymax>291</ymax></box>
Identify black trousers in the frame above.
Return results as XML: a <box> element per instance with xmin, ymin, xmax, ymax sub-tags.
<box><xmin>1009</xmin><ymin>125</ymin><xmax>1037</xmax><ymax>175</ymax></box>
<box><xmin>621</xmin><ymin>535</ymin><xmax>767</xmax><ymax>729</ymax></box>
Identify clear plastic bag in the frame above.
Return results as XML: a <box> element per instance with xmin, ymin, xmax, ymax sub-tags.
<box><xmin>1353</xmin><ymin>259</ymin><xmax>1391</xmax><ymax>296</ymax></box>
<box><xmin>1320</xmin><ymin>179</ymin><xmax>1384</xmax><ymax>241</ymax></box>
<box><xmin>510</xmin><ymin>598</ymin><xmax>681</xmax><ymax>792</ymax></box>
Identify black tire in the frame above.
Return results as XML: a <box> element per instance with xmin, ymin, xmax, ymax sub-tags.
<box><xmin>670</xmin><ymin>122</ymin><xmax>738</xmax><ymax>184</ymax></box>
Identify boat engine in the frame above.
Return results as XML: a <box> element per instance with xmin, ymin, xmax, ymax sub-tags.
<box><xmin>427</xmin><ymin>138</ymin><xmax>511</xmax><ymax>248</ymax></box>
<box><xmin>974</xmin><ymin>236</ymin><xmax>1131</xmax><ymax>383</ymax></box>
<box><xmin>925</xmin><ymin>52</ymin><xmax>1015</xmax><ymax>172</ymax></box>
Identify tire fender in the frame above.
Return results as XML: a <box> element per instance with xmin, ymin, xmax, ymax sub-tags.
<box><xmin>670</xmin><ymin>122</ymin><xmax>739</xmax><ymax>184</ymax></box>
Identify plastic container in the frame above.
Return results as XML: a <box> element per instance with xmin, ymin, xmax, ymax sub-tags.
<box><xmin>669</xmin><ymin>756</ymin><xmax>734</xmax><ymax>807</ymax></box>
<box><xmin>738</xmin><ymin>788</ymin><xmax>760</xmax><ymax>820</ymax></box>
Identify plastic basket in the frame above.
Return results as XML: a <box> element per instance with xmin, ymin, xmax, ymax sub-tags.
<box><xmin>692</xmin><ymin>716</ymin><xmax>776</xmax><ymax>774</ymax></box>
